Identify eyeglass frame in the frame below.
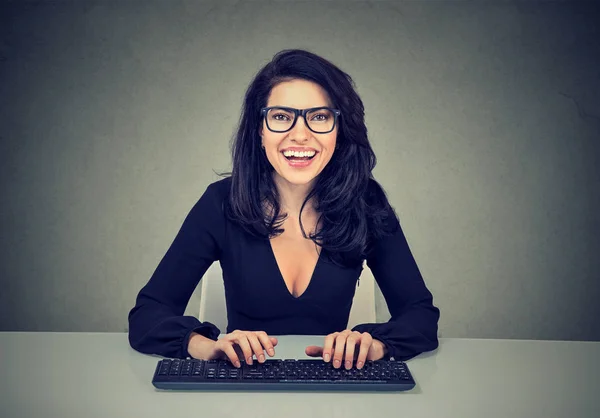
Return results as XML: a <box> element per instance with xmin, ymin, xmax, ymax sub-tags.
<box><xmin>260</xmin><ymin>106</ymin><xmax>342</xmax><ymax>134</ymax></box>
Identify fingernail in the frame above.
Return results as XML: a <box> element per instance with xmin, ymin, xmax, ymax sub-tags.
<box><xmin>334</xmin><ymin>359</ymin><xmax>340</xmax><ymax>368</ymax></box>
<box><xmin>324</xmin><ymin>353</ymin><xmax>330</xmax><ymax>362</ymax></box>
<box><xmin>357</xmin><ymin>361</ymin><xmax>364</xmax><ymax>369</ymax></box>
<box><xmin>247</xmin><ymin>357</ymin><xmax>253</xmax><ymax>365</ymax></box>
<box><xmin>235</xmin><ymin>361</ymin><xmax>241</xmax><ymax>368</ymax></box>
<box><xmin>268</xmin><ymin>348</ymin><xmax>275</xmax><ymax>356</ymax></box>
<box><xmin>259</xmin><ymin>354</ymin><xmax>265</xmax><ymax>362</ymax></box>
<box><xmin>345</xmin><ymin>360</ymin><xmax>352</xmax><ymax>369</ymax></box>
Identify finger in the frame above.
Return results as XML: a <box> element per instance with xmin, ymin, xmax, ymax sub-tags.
<box><xmin>256</xmin><ymin>332</ymin><xmax>276</xmax><ymax>357</ymax></box>
<box><xmin>270</xmin><ymin>336</ymin><xmax>278</xmax><ymax>347</ymax></box>
<box><xmin>356</xmin><ymin>333</ymin><xmax>372</xmax><ymax>369</ymax></box>
<box><xmin>233</xmin><ymin>333</ymin><xmax>254</xmax><ymax>365</ymax></box>
<box><xmin>218</xmin><ymin>341</ymin><xmax>241</xmax><ymax>368</ymax></box>
<box><xmin>305</xmin><ymin>345</ymin><xmax>324</xmax><ymax>357</ymax></box>
<box><xmin>322</xmin><ymin>332</ymin><xmax>338</xmax><ymax>363</ymax></box>
<box><xmin>344</xmin><ymin>332</ymin><xmax>360</xmax><ymax>370</ymax></box>
<box><xmin>333</xmin><ymin>333</ymin><xmax>347</xmax><ymax>369</ymax></box>
<box><xmin>247</xmin><ymin>332</ymin><xmax>266</xmax><ymax>363</ymax></box>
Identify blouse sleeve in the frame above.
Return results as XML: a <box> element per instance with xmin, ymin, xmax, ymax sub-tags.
<box><xmin>351</xmin><ymin>202</ymin><xmax>440</xmax><ymax>361</ymax></box>
<box><xmin>127</xmin><ymin>182</ymin><xmax>226</xmax><ymax>358</ymax></box>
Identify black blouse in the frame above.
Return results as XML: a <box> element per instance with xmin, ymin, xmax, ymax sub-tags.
<box><xmin>128</xmin><ymin>177</ymin><xmax>440</xmax><ymax>360</ymax></box>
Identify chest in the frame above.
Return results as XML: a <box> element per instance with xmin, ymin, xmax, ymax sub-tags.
<box><xmin>269</xmin><ymin>229</ymin><xmax>320</xmax><ymax>298</ymax></box>
<box><xmin>221</xmin><ymin>216</ymin><xmax>362</xmax><ymax>312</ymax></box>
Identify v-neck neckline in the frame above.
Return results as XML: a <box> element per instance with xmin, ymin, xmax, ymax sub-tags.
<box><xmin>266</xmin><ymin>238</ymin><xmax>322</xmax><ymax>300</ymax></box>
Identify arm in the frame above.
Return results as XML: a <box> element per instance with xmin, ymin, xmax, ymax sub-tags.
<box><xmin>351</xmin><ymin>206</ymin><xmax>440</xmax><ymax>361</ymax></box>
<box><xmin>127</xmin><ymin>183</ymin><xmax>225</xmax><ymax>358</ymax></box>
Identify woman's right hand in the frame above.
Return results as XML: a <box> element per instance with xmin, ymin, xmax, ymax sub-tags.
<box><xmin>188</xmin><ymin>330</ymin><xmax>278</xmax><ymax>368</ymax></box>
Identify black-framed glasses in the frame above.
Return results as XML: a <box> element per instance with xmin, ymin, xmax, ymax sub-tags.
<box><xmin>261</xmin><ymin>106</ymin><xmax>341</xmax><ymax>134</ymax></box>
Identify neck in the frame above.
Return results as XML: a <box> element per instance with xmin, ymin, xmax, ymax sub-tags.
<box><xmin>273</xmin><ymin>173</ymin><xmax>316</xmax><ymax>216</ymax></box>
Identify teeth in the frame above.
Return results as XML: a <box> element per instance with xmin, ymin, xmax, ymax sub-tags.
<box><xmin>282</xmin><ymin>150</ymin><xmax>316</xmax><ymax>158</ymax></box>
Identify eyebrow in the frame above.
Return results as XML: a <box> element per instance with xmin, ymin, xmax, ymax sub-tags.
<box><xmin>270</xmin><ymin>105</ymin><xmax>331</xmax><ymax>109</ymax></box>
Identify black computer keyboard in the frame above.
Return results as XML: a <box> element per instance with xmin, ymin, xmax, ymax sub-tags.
<box><xmin>152</xmin><ymin>358</ymin><xmax>415</xmax><ymax>391</ymax></box>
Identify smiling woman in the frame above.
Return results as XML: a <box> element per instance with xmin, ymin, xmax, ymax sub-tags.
<box><xmin>128</xmin><ymin>49</ymin><xmax>440</xmax><ymax>372</ymax></box>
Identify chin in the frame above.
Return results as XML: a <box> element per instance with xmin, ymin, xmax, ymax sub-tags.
<box><xmin>275</xmin><ymin>170</ymin><xmax>319</xmax><ymax>187</ymax></box>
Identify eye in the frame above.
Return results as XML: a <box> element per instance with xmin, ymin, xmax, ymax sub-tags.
<box><xmin>310</xmin><ymin>112</ymin><xmax>330</xmax><ymax>122</ymax></box>
<box><xmin>272</xmin><ymin>113</ymin><xmax>291</xmax><ymax>121</ymax></box>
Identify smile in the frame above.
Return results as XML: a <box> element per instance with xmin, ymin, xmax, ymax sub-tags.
<box><xmin>280</xmin><ymin>150</ymin><xmax>318</xmax><ymax>168</ymax></box>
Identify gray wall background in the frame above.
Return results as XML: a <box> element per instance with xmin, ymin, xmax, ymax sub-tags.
<box><xmin>1</xmin><ymin>0</ymin><xmax>598</xmax><ymax>340</ymax></box>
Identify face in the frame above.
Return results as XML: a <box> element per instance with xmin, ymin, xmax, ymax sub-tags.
<box><xmin>259</xmin><ymin>79</ymin><xmax>338</xmax><ymax>188</ymax></box>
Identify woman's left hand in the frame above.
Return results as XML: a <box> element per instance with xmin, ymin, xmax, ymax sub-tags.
<box><xmin>305</xmin><ymin>330</ymin><xmax>388</xmax><ymax>370</ymax></box>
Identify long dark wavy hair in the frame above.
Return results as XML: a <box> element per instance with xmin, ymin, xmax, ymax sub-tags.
<box><xmin>222</xmin><ymin>49</ymin><xmax>397</xmax><ymax>268</ymax></box>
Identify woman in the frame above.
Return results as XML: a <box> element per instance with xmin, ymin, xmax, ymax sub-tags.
<box><xmin>128</xmin><ymin>49</ymin><xmax>440</xmax><ymax>371</ymax></box>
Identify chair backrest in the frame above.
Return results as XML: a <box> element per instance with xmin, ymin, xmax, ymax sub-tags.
<box><xmin>198</xmin><ymin>262</ymin><xmax>377</xmax><ymax>333</ymax></box>
<box><xmin>198</xmin><ymin>263</ymin><xmax>228</xmax><ymax>332</ymax></box>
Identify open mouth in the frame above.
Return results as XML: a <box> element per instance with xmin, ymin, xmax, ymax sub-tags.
<box><xmin>282</xmin><ymin>154</ymin><xmax>316</xmax><ymax>162</ymax></box>
<box><xmin>280</xmin><ymin>150</ymin><xmax>318</xmax><ymax>168</ymax></box>
<box><xmin>281</xmin><ymin>151</ymin><xmax>318</xmax><ymax>162</ymax></box>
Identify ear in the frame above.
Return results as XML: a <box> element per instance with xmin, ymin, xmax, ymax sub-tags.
<box><xmin>259</xmin><ymin>127</ymin><xmax>265</xmax><ymax>148</ymax></box>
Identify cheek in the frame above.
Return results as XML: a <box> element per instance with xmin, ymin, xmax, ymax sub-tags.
<box><xmin>323</xmin><ymin>135</ymin><xmax>337</xmax><ymax>152</ymax></box>
<box><xmin>263</xmin><ymin>138</ymin><xmax>283</xmax><ymax>164</ymax></box>
<box><xmin>268</xmin><ymin>149</ymin><xmax>280</xmax><ymax>163</ymax></box>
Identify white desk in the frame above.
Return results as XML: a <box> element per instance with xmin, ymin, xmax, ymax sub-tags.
<box><xmin>1</xmin><ymin>333</ymin><xmax>598</xmax><ymax>418</ymax></box>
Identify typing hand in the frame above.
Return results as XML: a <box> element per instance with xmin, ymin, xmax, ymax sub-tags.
<box><xmin>304</xmin><ymin>330</ymin><xmax>387</xmax><ymax>370</ymax></box>
<box><xmin>213</xmin><ymin>330</ymin><xmax>278</xmax><ymax>368</ymax></box>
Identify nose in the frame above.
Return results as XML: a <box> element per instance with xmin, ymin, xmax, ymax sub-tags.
<box><xmin>290</xmin><ymin>115</ymin><xmax>310</xmax><ymax>142</ymax></box>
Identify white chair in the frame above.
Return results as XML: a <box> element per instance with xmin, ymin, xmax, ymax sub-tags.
<box><xmin>198</xmin><ymin>261</ymin><xmax>377</xmax><ymax>333</ymax></box>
